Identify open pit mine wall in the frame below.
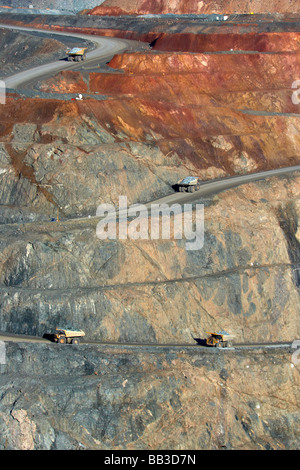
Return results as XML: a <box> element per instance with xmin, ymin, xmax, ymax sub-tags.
<box><xmin>0</xmin><ymin>0</ymin><xmax>104</xmax><ymax>12</ymax></box>
<box><xmin>1</xmin><ymin>0</ymin><xmax>300</xmax><ymax>14</ymax></box>
<box><xmin>2</xmin><ymin>12</ymin><xmax>300</xmax><ymax>56</ymax></box>
<box><xmin>0</xmin><ymin>341</ymin><xmax>299</xmax><ymax>450</ymax></box>
<box><xmin>90</xmin><ymin>0</ymin><xmax>300</xmax><ymax>15</ymax></box>
<box><xmin>1</xmin><ymin>171</ymin><xmax>300</xmax><ymax>345</ymax></box>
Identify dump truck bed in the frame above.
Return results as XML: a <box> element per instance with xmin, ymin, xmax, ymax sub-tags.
<box><xmin>180</xmin><ymin>176</ymin><xmax>198</xmax><ymax>184</ymax></box>
<box><xmin>178</xmin><ymin>176</ymin><xmax>200</xmax><ymax>185</ymax></box>
<box><xmin>206</xmin><ymin>331</ymin><xmax>235</xmax><ymax>341</ymax></box>
<box><xmin>56</xmin><ymin>328</ymin><xmax>85</xmax><ymax>338</ymax></box>
<box><xmin>68</xmin><ymin>47</ymin><xmax>87</xmax><ymax>55</ymax></box>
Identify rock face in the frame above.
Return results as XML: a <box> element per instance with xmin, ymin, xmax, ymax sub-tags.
<box><xmin>3</xmin><ymin>43</ymin><xmax>300</xmax><ymax>223</ymax></box>
<box><xmin>0</xmin><ymin>174</ymin><xmax>299</xmax><ymax>345</ymax></box>
<box><xmin>1</xmin><ymin>90</ymin><xmax>300</xmax><ymax>219</ymax></box>
<box><xmin>150</xmin><ymin>31</ymin><xmax>300</xmax><ymax>53</ymax></box>
<box><xmin>90</xmin><ymin>0</ymin><xmax>300</xmax><ymax>15</ymax></box>
<box><xmin>0</xmin><ymin>16</ymin><xmax>300</xmax><ymax>450</ymax></box>
<box><xmin>0</xmin><ymin>342</ymin><xmax>299</xmax><ymax>450</ymax></box>
<box><xmin>0</xmin><ymin>1</ymin><xmax>103</xmax><ymax>12</ymax></box>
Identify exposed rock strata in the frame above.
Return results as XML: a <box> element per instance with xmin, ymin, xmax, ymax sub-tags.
<box><xmin>1</xmin><ymin>92</ymin><xmax>300</xmax><ymax>223</ymax></box>
<box><xmin>0</xmin><ymin>342</ymin><xmax>298</xmax><ymax>450</ymax></box>
<box><xmin>0</xmin><ymin>175</ymin><xmax>299</xmax><ymax>344</ymax></box>
<box><xmin>90</xmin><ymin>0</ymin><xmax>300</xmax><ymax>15</ymax></box>
<box><xmin>0</xmin><ymin>14</ymin><xmax>300</xmax><ymax>452</ymax></box>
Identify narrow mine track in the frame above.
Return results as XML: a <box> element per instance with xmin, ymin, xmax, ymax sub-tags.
<box><xmin>0</xmin><ymin>23</ymin><xmax>145</xmax><ymax>89</ymax></box>
<box><xmin>0</xmin><ymin>166</ymin><xmax>299</xmax><ymax>231</ymax></box>
<box><xmin>0</xmin><ymin>331</ymin><xmax>293</xmax><ymax>352</ymax></box>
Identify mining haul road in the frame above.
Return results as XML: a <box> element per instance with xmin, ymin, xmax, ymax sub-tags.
<box><xmin>145</xmin><ymin>166</ymin><xmax>300</xmax><ymax>208</ymax></box>
<box><xmin>0</xmin><ymin>331</ymin><xmax>293</xmax><ymax>352</ymax></box>
<box><xmin>0</xmin><ymin>23</ymin><xmax>141</xmax><ymax>89</ymax></box>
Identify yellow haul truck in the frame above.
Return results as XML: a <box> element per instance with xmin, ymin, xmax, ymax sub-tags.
<box><xmin>66</xmin><ymin>47</ymin><xmax>87</xmax><ymax>62</ymax></box>
<box><xmin>206</xmin><ymin>331</ymin><xmax>235</xmax><ymax>348</ymax></box>
<box><xmin>54</xmin><ymin>328</ymin><xmax>85</xmax><ymax>344</ymax></box>
<box><xmin>177</xmin><ymin>176</ymin><xmax>201</xmax><ymax>193</ymax></box>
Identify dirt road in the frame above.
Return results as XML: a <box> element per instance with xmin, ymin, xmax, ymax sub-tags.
<box><xmin>0</xmin><ymin>23</ymin><xmax>139</xmax><ymax>89</ymax></box>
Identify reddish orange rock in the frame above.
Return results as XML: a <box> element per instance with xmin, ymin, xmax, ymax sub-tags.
<box><xmin>89</xmin><ymin>0</ymin><xmax>300</xmax><ymax>15</ymax></box>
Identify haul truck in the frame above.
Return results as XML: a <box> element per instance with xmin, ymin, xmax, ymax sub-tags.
<box><xmin>54</xmin><ymin>328</ymin><xmax>85</xmax><ymax>344</ymax></box>
<box><xmin>206</xmin><ymin>331</ymin><xmax>235</xmax><ymax>348</ymax></box>
<box><xmin>66</xmin><ymin>47</ymin><xmax>87</xmax><ymax>62</ymax></box>
<box><xmin>177</xmin><ymin>176</ymin><xmax>201</xmax><ymax>192</ymax></box>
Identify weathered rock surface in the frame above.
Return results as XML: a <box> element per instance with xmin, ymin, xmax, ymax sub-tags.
<box><xmin>3</xmin><ymin>36</ymin><xmax>300</xmax><ymax>222</ymax></box>
<box><xmin>1</xmin><ymin>93</ymin><xmax>299</xmax><ymax>215</ymax></box>
<box><xmin>90</xmin><ymin>0</ymin><xmax>300</xmax><ymax>15</ymax></box>
<box><xmin>0</xmin><ymin>13</ymin><xmax>300</xmax><ymax>451</ymax></box>
<box><xmin>0</xmin><ymin>174</ymin><xmax>299</xmax><ymax>344</ymax></box>
<box><xmin>0</xmin><ymin>342</ymin><xmax>298</xmax><ymax>450</ymax></box>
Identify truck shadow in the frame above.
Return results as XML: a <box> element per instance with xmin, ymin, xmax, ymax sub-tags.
<box><xmin>42</xmin><ymin>333</ymin><xmax>55</xmax><ymax>343</ymax></box>
<box><xmin>193</xmin><ymin>337</ymin><xmax>207</xmax><ymax>346</ymax></box>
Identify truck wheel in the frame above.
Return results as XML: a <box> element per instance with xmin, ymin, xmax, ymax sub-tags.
<box><xmin>68</xmin><ymin>56</ymin><xmax>73</xmax><ymax>61</ymax></box>
<box><xmin>58</xmin><ymin>336</ymin><xmax>66</xmax><ymax>344</ymax></box>
<box><xmin>190</xmin><ymin>186</ymin><xmax>196</xmax><ymax>192</ymax></box>
<box><xmin>72</xmin><ymin>338</ymin><xmax>80</xmax><ymax>345</ymax></box>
